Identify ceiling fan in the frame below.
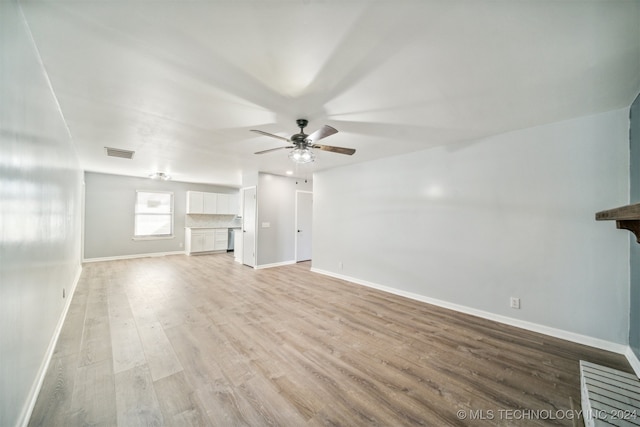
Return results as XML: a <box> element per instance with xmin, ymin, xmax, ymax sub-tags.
<box><xmin>250</xmin><ymin>119</ymin><xmax>355</xmax><ymax>164</ymax></box>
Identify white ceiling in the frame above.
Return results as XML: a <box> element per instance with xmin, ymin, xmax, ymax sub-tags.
<box><xmin>20</xmin><ymin>0</ymin><xmax>640</xmax><ymax>187</ymax></box>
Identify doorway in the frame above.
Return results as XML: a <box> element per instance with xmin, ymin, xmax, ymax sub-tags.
<box><xmin>295</xmin><ymin>191</ymin><xmax>313</xmax><ymax>262</ymax></box>
<box><xmin>242</xmin><ymin>186</ymin><xmax>256</xmax><ymax>267</ymax></box>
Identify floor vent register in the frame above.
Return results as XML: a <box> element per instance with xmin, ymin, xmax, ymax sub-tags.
<box><xmin>580</xmin><ymin>360</ymin><xmax>640</xmax><ymax>427</ymax></box>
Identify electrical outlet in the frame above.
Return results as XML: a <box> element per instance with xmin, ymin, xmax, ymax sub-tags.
<box><xmin>510</xmin><ymin>297</ymin><xmax>520</xmax><ymax>309</ymax></box>
<box><xmin>338</xmin><ymin>261</ymin><xmax>343</xmax><ymax>270</ymax></box>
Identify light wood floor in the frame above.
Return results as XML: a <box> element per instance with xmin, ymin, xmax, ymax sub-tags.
<box><xmin>29</xmin><ymin>253</ymin><xmax>631</xmax><ymax>426</ymax></box>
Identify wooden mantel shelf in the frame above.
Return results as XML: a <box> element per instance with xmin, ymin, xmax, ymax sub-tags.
<box><xmin>596</xmin><ymin>203</ymin><xmax>640</xmax><ymax>243</ymax></box>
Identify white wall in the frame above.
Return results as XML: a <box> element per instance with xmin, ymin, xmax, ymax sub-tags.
<box><xmin>0</xmin><ymin>2</ymin><xmax>84</xmax><ymax>426</ymax></box>
<box><xmin>256</xmin><ymin>173</ymin><xmax>312</xmax><ymax>266</ymax></box>
<box><xmin>313</xmin><ymin>109</ymin><xmax>630</xmax><ymax>347</ymax></box>
<box><xmin>84</xmin><ymin>172</ymin><xmax>239</xmax><ymax>260</ymax></box>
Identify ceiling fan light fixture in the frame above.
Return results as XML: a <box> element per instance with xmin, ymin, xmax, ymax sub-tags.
<box><xmin>148</xmin><ymin>172</ymin><xmax>171</xmax><ymax>180</ymax></box>
<box><xmin>252</xmin><ymin>120</ymin><xmax>353</xmax><ymax>161</ymax></box>
<box><xmin>289</xmin><ymin>147</ymin><xmax>314</xmax><ymax>164</ymax></box>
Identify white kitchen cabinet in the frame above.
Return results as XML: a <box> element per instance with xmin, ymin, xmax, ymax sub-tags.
<box><xmin>186</xmin><ymin>228</ymin><xmax>226</xmax><ymax>255</ymax></box>
<box><xmin>203</xmin><ymin>192</ymin><xmax>217</xmax><ymax>214</ymax></box>
<box><xmin>215</xmin><ymin>193</ymin><xmax>240</xmax><ymax>215</ymax></box>
<box><xmin>228</xmin><ymin>194</ymin><xmax>239</xmax><ymax>215</ymax></box>
<box><xmin>192</xmin><ymin>232</ymin><xmax>215</xmax><ymax>252</ymax></box>
<box><xmin>186</xmin><ymin>191</ymin><xmax>238</xmax><ymax>214</ymax></box>
<box><xmin>203</xmin><ymin>232</ymin><xmax>215</xmax><ymax>251</ymax></box>
<box><xmin>214</xmin><ymin>229</ymin><xmax>228</xmax><ymax>251</ymax></box>
<box><xmin>216</xmin><ymin>193</ymin><xmax>230</xmax><ymax>215</ymax></box>
<box><xmin>186</xmin><ymin>191</ymin><xmax>204</xmax><ymax>214</ymax></box>
<box><xmin>187</xmin><ymin>191</ymin><xmax>217</xmax><ymax>214</ymax></box>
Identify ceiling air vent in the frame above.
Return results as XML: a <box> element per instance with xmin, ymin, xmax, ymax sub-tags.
<box><xmin>105</xmin><ymin>147</ymin><xmax>135</xmax><ymax>159</ymax></box>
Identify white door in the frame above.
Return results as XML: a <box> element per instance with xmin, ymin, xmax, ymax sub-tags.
<box><xmin>296</xmin><ymin>191</ymin><xmax>313</xmax><ymax>262</ymax></box>
<box><xmin>242</xmin><ymin>187</ymin><xmax>257</xmax><ymax>267</ymax></box>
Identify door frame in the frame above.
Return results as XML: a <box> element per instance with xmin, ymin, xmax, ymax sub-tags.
<box><xmin>294</xmin><ymin>190</ymin><xmax>313</xmax><ymax>262</ymax></box>
<box><xmin>241</xmin><ymin>186</ymin><xmax>257</xmax><ymax>268</ymax></box>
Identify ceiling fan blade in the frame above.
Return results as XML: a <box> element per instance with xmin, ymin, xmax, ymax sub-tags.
<box><xmin>311</xmin><ymin>144</ymin><xmax>356</xmax><ymax>155</ymax></box>
<box><xmin>250</xmin><ymin>129</ymin><xmax>291</xmax><ymax>143</ymax></box>
<box><xmin>306</xmin><ymin>125</ymin><xmax>338</xmax><ymax>143</ymax></box>
<box><xmin>254</xmin><ymin>146</ymin><xmax>294</xmax><ymax>155</ymax></box>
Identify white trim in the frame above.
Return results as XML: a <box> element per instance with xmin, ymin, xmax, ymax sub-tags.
<box><xmin>83</xmin><ymin>251</ymin><xmax>185</xmax><ymax>263</ymax></box>
<box><xmin>625</xmin><ymin>347</ymin><xmax>640</xmax><ymax>378</ymax></box>
<box><xmin>310</xmin><ymin>267</ymin><xmax>628</xmax><ymax>355</ymax></box>
<box><xmin>255</xmin><ymin>260</ymin><xmax>296</xmax><ymax>270</ymax></box>
<box><xmin>18</xmin><ymin>263</ymin><xmax>83</xmax><ymax>427</ymax></box>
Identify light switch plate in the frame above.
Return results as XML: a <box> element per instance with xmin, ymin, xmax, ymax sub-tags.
<box><xmin>261</xmin><ymin>222</ymin><xmax>270</xmax><ymax>228</ymax></box>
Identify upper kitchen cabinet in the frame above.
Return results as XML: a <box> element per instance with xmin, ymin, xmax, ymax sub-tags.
<box><xmin>186</xmin><ymin>191</ymin><xmax>239</xmax><ymax>215</ymax></box>
<box><xmin>216</xmin><ymin>193</ymin><xmax>239</xmax><ymax>215</ymax></box>
<box><xmin>216</xmin><ymin>193</ymin><xmax>229</xmax><ymax>215</ymax></box>
<box><xmin>228</xmin><ymin>193</ymin><xmax>239</xmax><ymax>215</ymax></box>
<box><xmin>203</xmin><ymin>192</ymin><xmax>217</xmax><ymax>213</ymax></box>
<box><xmin>187</xmin><ymin>191</ymin><xmax>203</xmax><ymax>213</ymax></box>
<box><xmin>187</xmin><ymin>191</ymin><xmax>216</xmax><ymax>214</ymax></box>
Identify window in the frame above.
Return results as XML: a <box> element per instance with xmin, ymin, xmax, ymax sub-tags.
<box><xmin>134</xmin><ymin>191</ymin><xmax>174</xmax><ymax>239</ymax></box>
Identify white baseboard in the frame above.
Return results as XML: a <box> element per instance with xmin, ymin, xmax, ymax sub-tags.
<box><xmin>83</xmin><ymin>250</ymin><xmax>186</xmax><ymax>263</ymax></box>
<box><xmin>310</xmin><ymin>267</ymin><xmax>628</xmax><ymax>356</ymax></box>
<box><xmin>625</xmin><ymin>346</ymin><xmax>640</xmax><ymax>378</ymax></box>
<box><xmin>19</xmin><ymin>263</ymin><xmax>83</xmax><ymax>427</ymax></box>
<box><xmin>255</xmin><ymin>260</ymin><xmax>296</xmax><ymax>270</ymax></box>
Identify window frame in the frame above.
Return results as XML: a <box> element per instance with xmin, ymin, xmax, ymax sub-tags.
<box><xmin>132</xmin><ymin>190</ymin><xmax>175</xmax><ymax>240</ymax></box>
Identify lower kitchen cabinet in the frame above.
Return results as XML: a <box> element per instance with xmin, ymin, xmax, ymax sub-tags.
<box><xmin>185</xmin><ymin>228</ymin><xmax>228</xmax><ymax>255</ymax></box>
<box><xmin>213</xmin><ymin>229</ymin><xmax>228</xmax><ymax>251</ymax></box>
